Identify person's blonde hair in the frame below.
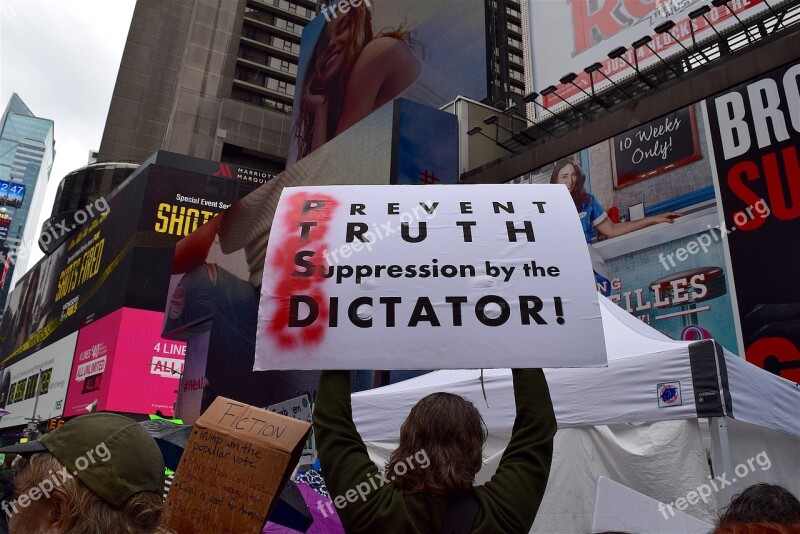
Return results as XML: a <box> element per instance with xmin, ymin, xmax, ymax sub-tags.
<box><xmin>294</xmin><ymin>4</ymin><xmax>418</xmax><ymax>160</ymax></box>
<box><xmin>15</xmin><ymin>453</ymin><xmax>171</xmax><ymax>533</ymax></box>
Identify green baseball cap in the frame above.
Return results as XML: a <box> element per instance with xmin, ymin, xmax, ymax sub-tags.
<box><xmin>0</xmin><ymin>413</ymin><xmax>165</xmax><ymax>508</ymax></box>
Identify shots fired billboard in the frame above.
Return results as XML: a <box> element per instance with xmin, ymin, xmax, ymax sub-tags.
<box><xmin>287</xmin><ymin>0</ymin><xmax>487</xmax><ymax>164</ymax></box>
<box><xmin>0</xmin><ymin>152</ymin><xmax>267</xmax><ymax>367</ymax></box>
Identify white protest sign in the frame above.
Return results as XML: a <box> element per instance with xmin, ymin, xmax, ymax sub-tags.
<box><xmin>256</xmin><ymin>184</ymin><xmax>606</xmax><ymax>369</ymax></box>
<box><xmin>267</xmin><ymin>395</ymin><xmax>315</xmax><ymax>465</ymax></box>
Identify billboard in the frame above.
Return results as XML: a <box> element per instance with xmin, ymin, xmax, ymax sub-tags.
<box><xmin>703</xmin><ymin>61</ymin><xmax>800</xmax><ymax>382</ymax></box>
<box><xmin>514</xmin><ymin>102</ymin><xmax>740</xmax><ymax>355</ymax></box>
<box><xmin>64</xmin><ymin>308</ymin><xmax>185</xmax><ymax>417</ymax></box>
<box><xmin>0</xmin><ymin>332</ymin><xmax>77</xmax><ymax>429</ymax></box>
<box><xmin>0</xmin><ymin>180</ymin><xmax>25</xmax><ymax>208</ymax></box>
<box><xmin>393</xmin><ymin>99</ymin><xmax>458</xmax><ymax>185</ymax></box>
<box><xmin>62</xmin><ymin>308</ymin><xmax>121</xmax><ymax>414</ymax></box>
<box><xmin>604</xmin><ymin>230</ymin><xmax>738</xmax><ymax>352</ymax></box>
<box><xmin>286</xmin><ymin>0</ymin><xmax>487</xmax><ymax>164</ymax></box>
<box><xmin>527</xmin><ymin>0</ymin><xmax>771</xmax><ymax>108</ymax></box>
<box><xmin>512</xmin><ymin>60</ymin><xmax>800</xmax><ymax>384</ymax></box>
<box><xmin>0</xmin><ymin>152</ymin><xmax>266</xmax><ymax>366</ymax></box>
<box><xmin>0</xmin><ymin>214</ymin><xmax>10</xmax><ymax>242</ymax></box>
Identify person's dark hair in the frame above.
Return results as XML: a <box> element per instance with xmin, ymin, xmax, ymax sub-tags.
<box><xmin>386</xmin><ymin>392</ymin><xmax>487</xmax><ymax>495</ymax></box>
<box><xmin>712</xmin><ymin>521</ymin><xmax>800</xmax><ymax>533</ymax></box>
<box><xmin>550</xmin><ymin>158</ymin><xmax>589</xmax><ymax>211</ymax></box>
<box><xmin>718</xmin><ymin>483</ymin><xmax>800</xmax><ymax>526</ymax></box>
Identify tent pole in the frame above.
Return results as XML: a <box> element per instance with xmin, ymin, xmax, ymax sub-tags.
<box><xmin>709</xmin><ymin>417</ymin><xmax>734</xmax><ymax>508</ymax></box>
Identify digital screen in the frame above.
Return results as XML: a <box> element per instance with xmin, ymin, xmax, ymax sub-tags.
<box><xmin>0</xmin><ymin>181</ymin><xmax>25</xmax><ymax>208</ymax></box>
<box><xmin>287</xmin><ymin>0</ymin><xmax>487</xmax><ymax>164</ymax></box>
<box><xmin>39</xmin><ymin>368</ymin><xmax>52</xmax><ymax>395</ymax></box>
<box><xmin>0</xmin><ymin>327</ymin><xmax>77</xmax><ymax>429</ymax></box>
<box><xmin>6</xmin><ymin>368</ymin><xmax>51</xmax><ymax>405</ymax></box>
<box><xmin>0</xmin><ymin>217</ymin><xmax>10</xmax><ymax>242</ymax></box>
<box><xmin>64</xmin><ymin>308</ymin><xmax>185</xmax><ymax>417</ymax></box>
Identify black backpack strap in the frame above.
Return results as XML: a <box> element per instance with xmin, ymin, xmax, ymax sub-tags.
<box><xmin>439</xmin><ymin>492</ymin><xmax>481</xmax><ymax>534</ymax></box>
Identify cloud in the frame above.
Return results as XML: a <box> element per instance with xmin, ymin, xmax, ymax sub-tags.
<box><xmin>0</xmin><ymin>0</ymin><xmax>136</xmax><ymax>269</ymax></box>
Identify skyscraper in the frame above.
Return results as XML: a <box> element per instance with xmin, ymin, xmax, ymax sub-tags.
<box><xmin>97</xmin><ymin>0</ymin><xmax>318</xmax><ymax>173</ymax></box>
<box><xmin>0</xmin><ymin>94</ymin><xmax>55</xmax><ymax>316</ymax></box>
<box><xmin>485</xmin><ymin>0</ymin><xmax>527</xmax><ymax>109</ymax></box>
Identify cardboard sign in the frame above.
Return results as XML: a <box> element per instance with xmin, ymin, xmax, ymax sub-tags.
<box><xmin>267</xmin><ymin>395</ymin><xmax>315</xmax><ymax>465</ymax></box>
<box><xmin>166</xmin><ymin>397</ymin><xmax>311</xmax><ymax>534</ymax></box>
<box><xmin>256</xmin><ymin>184</ymin><xmax>606</xmax><ymax>369</ymax></box>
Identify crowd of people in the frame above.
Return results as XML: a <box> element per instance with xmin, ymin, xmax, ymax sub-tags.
<box><xmin>0</xmin><ymin>378</ymin><xmax>792</xmax><ymax>533</ymax></box>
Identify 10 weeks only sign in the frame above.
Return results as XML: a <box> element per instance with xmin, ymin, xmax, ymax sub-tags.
<box><xmin>256</xmin><ymin>185</ymin><xmax>606</xmax><ymax>369</ymax></box>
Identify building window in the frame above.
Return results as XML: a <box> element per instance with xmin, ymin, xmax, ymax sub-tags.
<box><xmin>280</xmin><ymin>60</ymin><xmax>290</xmax><ymax>72</ymax></box>
<box><xmin>278</xmin><ymin>80</ymin><xmax>288</xmax><ymax>93</ymax></box>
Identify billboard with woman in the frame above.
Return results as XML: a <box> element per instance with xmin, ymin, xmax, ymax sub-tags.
<box><xmin>287</xmin><ymin>0</ymin><xmax>487</xmax><ymax>164</ymax></box>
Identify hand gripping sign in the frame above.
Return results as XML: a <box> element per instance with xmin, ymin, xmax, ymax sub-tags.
<box><xmin>256</xmin><ymin>184</ymin><xmax>606</xmax><ymax>370</ymax></box>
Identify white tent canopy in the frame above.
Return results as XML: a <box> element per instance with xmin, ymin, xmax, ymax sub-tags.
<box><xmin>351</xmin><ymin>295</ymin><xmax>800</xmax><ymax>532</ymax></box>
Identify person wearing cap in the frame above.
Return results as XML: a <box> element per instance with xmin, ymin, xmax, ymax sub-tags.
<box><xmin>0</xmin><ymin>412</ymin><xmax>170</xmax><ymax>533</ymax></box>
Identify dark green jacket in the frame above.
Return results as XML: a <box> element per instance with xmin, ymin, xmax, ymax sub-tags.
<box><xmin>314</xmin><ymin>369</ymin><xmax>556</xmax><ymax>533</ymax></box>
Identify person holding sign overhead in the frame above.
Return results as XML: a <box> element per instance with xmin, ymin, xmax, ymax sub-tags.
<box><xmin>314</xmin><ymin>368</ymin><xmax>556</xmax><ymax>533</ymax></box>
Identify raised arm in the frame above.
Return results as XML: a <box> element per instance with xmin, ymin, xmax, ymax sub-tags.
<box><xmin>595</xmin><ymin>212</ymin><xmax>682</xmax><ymax>239</ymax></box>
<box><xmin>477</xmin><ymin>368</ymin><xmax>557</xmax><ymax>531</ymax></box>
<box><xmin>313</xmin><ymin>371</ymin><xmax>381</xmax><ymax>521</ymax></box>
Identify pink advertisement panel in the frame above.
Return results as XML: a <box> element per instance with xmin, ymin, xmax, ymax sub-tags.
<box><xmin>105</xmin><ymin>308</ymin><xmax>185</xmax><ymax>416</ymax></box>
<box><xmin>63</xmin><ymin>310</ymin><xmax>122</xmax><ymax>416</ymax></box>
<box><xmin>65</xmin><ymin>308</ymin><xmax>185</xmax><ymax>417</ymax></box>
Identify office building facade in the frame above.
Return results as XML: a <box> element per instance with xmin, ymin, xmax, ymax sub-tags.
<box><xmin>0</xmin><ymin>94</ymin><xmax>55</xmax><ymax>315</ymax></box>
<box><xmin>97</xmin><ymin>0</ymin><xmax>318</xmax><ymax>173</ymax></box>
